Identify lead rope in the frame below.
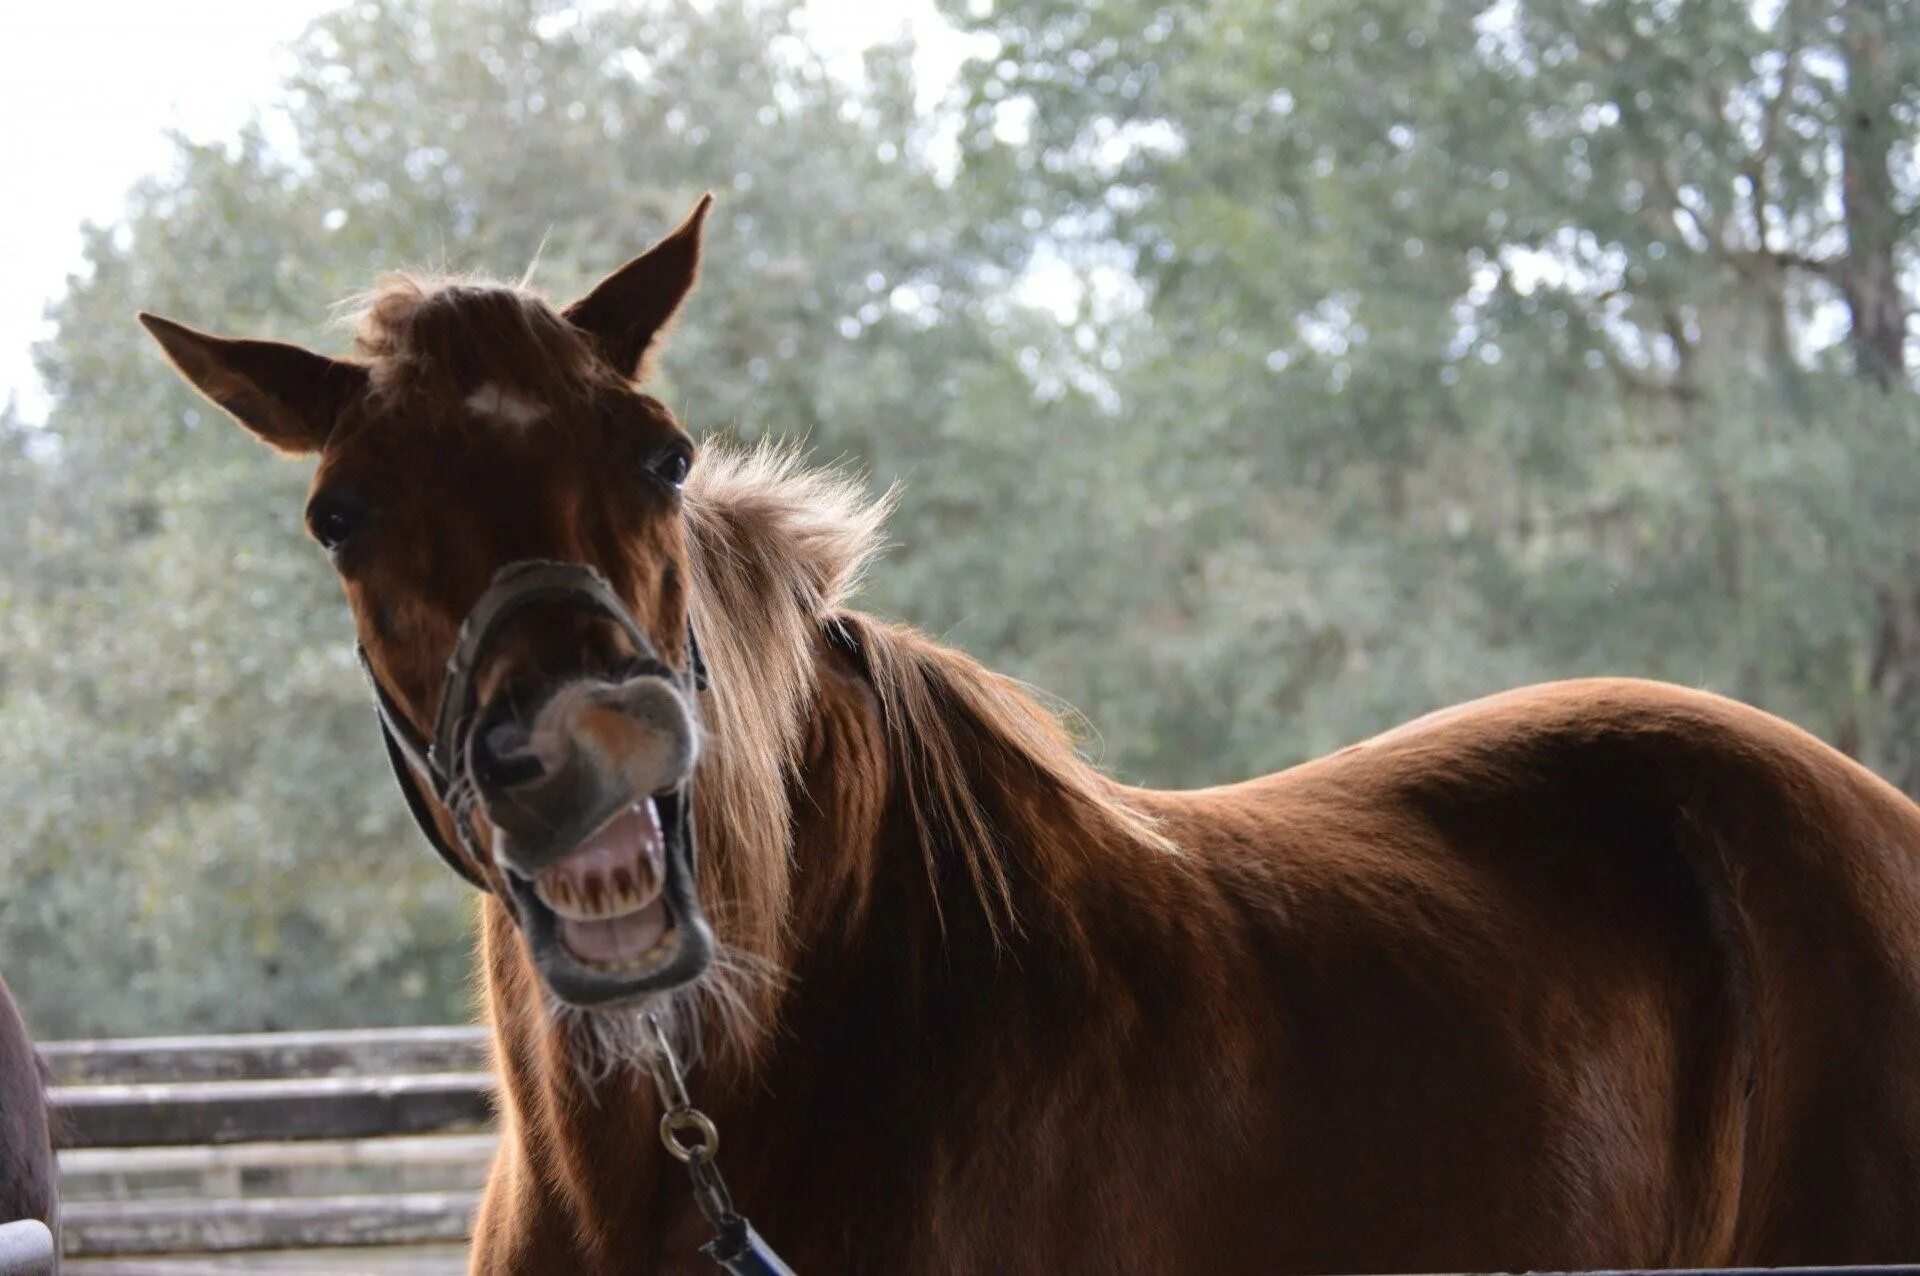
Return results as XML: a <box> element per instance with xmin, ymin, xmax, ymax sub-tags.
<box><xmin>642</xmin><ymin>1013</ymin><xmax>797</xmax><ymax>1276</ymax></box>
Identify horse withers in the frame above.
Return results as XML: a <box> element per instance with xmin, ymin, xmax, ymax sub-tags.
<box><xmin>143</xmin><ymin>197</ymin><xmax>1920</xmax><ymax>1273</ymax></box>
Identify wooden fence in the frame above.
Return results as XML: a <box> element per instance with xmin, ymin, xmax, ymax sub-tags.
<box><xmin>42</xmin><ymin>1026</ymin><xmax>496</xmax><ymax>1275</ymax></box>
<box><xmin>36</xmin><ymin>1030</ymin><xmax>1920</xmax><ymax>1276</ymax></box>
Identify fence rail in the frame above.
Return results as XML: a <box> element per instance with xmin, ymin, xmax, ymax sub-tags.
<box><xmin>43</xmin><ymin>1026</ymin><xmax>495</xmax><ymax>1273</ymax></box>
<box><xmin>62</xmin><ymin>1193</ymin><xmax>477</xmax><ymax>1256</ymax></box>
<box><xmin>40</xmin><ymin>1027</ymin><xmax>488</xmax><ymax>1088</ymax></box>
<box><xmin>53</xmin><ymin>1073</ymin><xmax>495</xmax><ymax>1148</ymax></box>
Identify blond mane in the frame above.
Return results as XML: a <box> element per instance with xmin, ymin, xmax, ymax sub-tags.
<box><xmin>679</xmin><ymin>442</ymin><xmax>1173</xmax><ymax>1056</ymax></box>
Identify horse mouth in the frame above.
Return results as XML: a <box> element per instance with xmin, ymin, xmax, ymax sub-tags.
<box><xmin>501</xmin><ymin>790</ymin><xmax>712</xmax><ymax>1006</ymax></box>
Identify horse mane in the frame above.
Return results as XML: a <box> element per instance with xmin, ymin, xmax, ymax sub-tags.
<box><xmin>682</xmin><ymin>442</ymin><xmax>1174</xmax><ymax>1022</ymax></box>
<box><xmin>673</xmin><ymin>444</ymin><xmax>876</xmax><ymax>1031</ymax></box>
<box><xmin>838</xmin><ymin>614</ymin><xmax>1179</xmax><ymax>939</ymax></box>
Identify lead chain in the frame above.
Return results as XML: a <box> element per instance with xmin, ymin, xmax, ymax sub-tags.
<box><xmin>643</xmin><ymin>1013</ymin><xmax>741</xmax><ymax>1229</ymax></box>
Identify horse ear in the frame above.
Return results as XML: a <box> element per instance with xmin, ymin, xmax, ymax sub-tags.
<box><xmin>137</xmin><ymin>312</ymin><xmax>367</xmax><ymax>455</ymax></box>
<box><xmin>563</xmin><ymin>193</ymin><xmax>713</xmax><ymax>380</ymax></box>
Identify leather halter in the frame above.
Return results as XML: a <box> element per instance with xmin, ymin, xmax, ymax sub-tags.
<box><xmin>352</xmin><ymin>560</ymin><xmax>789</xmax><ymax>1274</ymax></box>
<box><xmin>355</xmin><ymin>559</ymin><xmax>706</xmax><ymax>892</ymax></box>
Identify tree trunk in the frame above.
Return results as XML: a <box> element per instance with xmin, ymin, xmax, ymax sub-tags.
<box><xmin>1824</xmin><ymin>0</ymin><xmax>1920</xmax><ymax>795</ymax></box>
<box><xmin>1836</xmin><ymin>0</ymin><xmax>1907</xmax><ymax>387</ymax></box>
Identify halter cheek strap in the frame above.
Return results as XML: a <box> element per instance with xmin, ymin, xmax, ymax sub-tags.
<box><xmin>359</xmin><ymin>649</ymin><xmax>489</xmax><ymax>891</ymax></box>
<box><xmin>355</xmin><ymin>562</ymin><xmax>788</xmax><ymax>1276</ymax></box>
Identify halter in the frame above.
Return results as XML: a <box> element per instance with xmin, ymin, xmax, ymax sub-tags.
<box><xmin>355</xmin><ymin>559</ymin><xmax>793</xmax><ymax>1276</ymax></box>
<box><xmin>355</xmin><ymin>560</ymin><xmax>706</xmax><ymax>892</ymax></box>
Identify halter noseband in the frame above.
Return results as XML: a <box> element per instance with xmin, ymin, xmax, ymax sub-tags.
<box><xmin>355</xmin><ymin>559</ymin><xmax>707</xmax><ymax>892</ymax></box>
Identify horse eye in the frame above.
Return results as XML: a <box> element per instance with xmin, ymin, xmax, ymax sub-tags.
<box><xmin>648</xmin><ymin>446</ymin><xmax>692</xmax><ymax>490</ymax></box>
<box><xmin>306</xmin><ymin>493</ymin><xmax>365</xmax><ymax>552</ymax></box>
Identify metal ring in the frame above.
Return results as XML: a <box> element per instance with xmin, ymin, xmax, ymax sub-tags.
<box><xmin>660</xmin><ymin>1108</ymin><xmax>720</xmax><ymax>1163</ymax></box>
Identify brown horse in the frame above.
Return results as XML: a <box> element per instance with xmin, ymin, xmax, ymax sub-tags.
<box><xmin>142</xmin><ymin>199</ymin><xmax>1920</xmax><ymax>1274</ymax></box>
<box><xmin>0</xmin><ymin>974</ymin><xmax>56</xmax><ymax>1249</ymax></box>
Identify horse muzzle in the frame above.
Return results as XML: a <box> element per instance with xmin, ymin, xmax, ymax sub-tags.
<box><xmin>358</xmin><ymin>559</ymin><xmax>716</xmax><ymax>1010</ymax></box>
<box><xmin>475</xmin><ymin>671</ymin><xmax>714</xmax><ymax>1006</ymax></box>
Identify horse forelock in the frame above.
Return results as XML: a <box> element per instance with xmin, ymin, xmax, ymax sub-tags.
<box><xmin>341</xmin><ymin>272</ymin><xmax>622</xmax><ymax>413</ymax></box>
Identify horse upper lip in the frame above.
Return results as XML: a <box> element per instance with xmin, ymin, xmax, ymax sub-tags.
<box><xmin>475</xmin><ymin>675</ymin><xmax>697</xmax><ymax>858</ymax></box>
<box><xmin>483</xmin><ymin>754</ymin><xmax>632</xmax><ymax>867</ymax></box>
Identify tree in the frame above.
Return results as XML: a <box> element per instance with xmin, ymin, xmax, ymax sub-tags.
<box><xmin>0</xmin><ymin>0</ymin><xmax>1032</xmax><ymax>1034</ymax></box>
<box><xmin>940</xmin><ymin>0</ymin><xmax>1920</xmax><ymax>783</ymax></box>
<box><xmin>8</xmin><ymin>0</ymin><xmax>1919</xmax><ymax>1034</ymax></box>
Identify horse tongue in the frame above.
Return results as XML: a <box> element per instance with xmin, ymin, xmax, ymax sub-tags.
<box><xmin>558</xmin><ymin>898</ymin><xmax>669</xmax><ymax>967</ymax></box>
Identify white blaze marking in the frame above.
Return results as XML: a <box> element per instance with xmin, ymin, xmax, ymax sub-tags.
<box><xmin>465</xmin><ymin>383</ymin><xmax>547</xmax><ymax>429</ymax></box>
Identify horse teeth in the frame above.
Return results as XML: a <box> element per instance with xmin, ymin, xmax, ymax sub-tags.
<box><xmin>536</xmin><ymin>850</ymin><xmax>664</xmax><ymax>921</ymax></box>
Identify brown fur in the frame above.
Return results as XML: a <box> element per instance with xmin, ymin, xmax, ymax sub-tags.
<box><xmin>144</xmin><ymin>264</ymin><xmax>1920</xmax><ymax>1274</ymax></box>
<box><xmin>0</xmin><ymin>974</ymin><xmax>56</xmax><ymax>1236</ymax></box>
<box><xmin>478</xmin><ymin>438</ymin><xmax>1920</xmax><ymax>1272</ymax></box>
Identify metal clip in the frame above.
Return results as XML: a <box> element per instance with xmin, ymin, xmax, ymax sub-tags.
<box><xmin>641</xmin><ymin>1014</ymin><xmax>797</xmax><ymax>1275</ymax></box>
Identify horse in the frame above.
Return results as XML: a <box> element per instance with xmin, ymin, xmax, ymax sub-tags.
<box><xmin>0</xmin><ymin>974</ymin><xmax>56</xmax><ymax>1253</ymax></box>
<box><xmin>140</xmin><ymin>197</ymin><xmax>1920</xmax><ymax>1274</ymax></box>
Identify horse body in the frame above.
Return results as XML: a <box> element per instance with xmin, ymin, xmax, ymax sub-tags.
<box><xmin>137</xmin><ymin>208</ymin><xmax>1920</xmax><ymax>1273</ymax></box>
<box><xmin>0</xmin><ymin>975</ymin><xmax>56</xmax><ymax>1242</ymax></box>
<box><xmin>476</xmin><ymin>618</ymin><xmax>1920</xmax><ymax>1273</ymax></box>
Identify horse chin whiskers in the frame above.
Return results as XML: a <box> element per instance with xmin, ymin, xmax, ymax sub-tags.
<box><xmin>548</xmin><ymin>991</ymin><xmax>683</xmax><ymax>1091</ymax></box>
<box><xmin>547</xmin><ymin>933</ymin><xmax>782</xmax><ymax>1092</ymax></box>
<box><xmin>688</xmin><ymin>933</ymin><xmax>785</xmax><ymax>1061</ymax></box>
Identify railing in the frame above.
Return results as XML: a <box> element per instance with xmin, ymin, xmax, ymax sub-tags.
<box><xmin>30</xmin><ymin>1029</ymin><xmax>1920</xmax><ymax>1275</ymax></box>
<box><xmin>41</xmin><ymin>1026</ymin><xmax>495</xmax><ymax>1274</ymax></box>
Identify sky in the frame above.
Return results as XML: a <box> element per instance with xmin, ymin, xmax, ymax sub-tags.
<box><xmin>0</xmin><ymin>1</ymin><xmax>320</xmax><ymax>422</ymax></box>
<box><xmin>0</xmin><ymin>0</ymin><xmax>970</xmax><ymax>426</ymax></box>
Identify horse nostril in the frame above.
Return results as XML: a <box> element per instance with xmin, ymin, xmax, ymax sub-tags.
<box><xmin>472</xmin><ymin>721</ymin><xmax>546</xmax><ymax>791</ymax></box>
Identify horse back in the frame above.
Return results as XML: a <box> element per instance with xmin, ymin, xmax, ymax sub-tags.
<box><xmin>1157</xmin><ymin>677</ymin><xmax>1920</xmax><ymax>1267</ymax></box>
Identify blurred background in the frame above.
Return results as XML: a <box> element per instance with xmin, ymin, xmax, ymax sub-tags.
<box><xmin>1</xmin><ymin>0</ymin><xmax>1915</xmax><ymax>1038</ymax></box>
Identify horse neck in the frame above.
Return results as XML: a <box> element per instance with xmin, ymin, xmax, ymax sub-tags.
<box><xmin>775</xmin><ymin>617</ymin><xmax>1195</xmax><ymax>1041</ymax></box>
<box><xmin>479</xmin><ymin>619</ymin><xmax>1206</xmax><ymax>1261</ymax></box>
<box><xmin>670</xmin><ymin>614</ymin><xmax>1191</xmax><ymax>1068</ymax></box>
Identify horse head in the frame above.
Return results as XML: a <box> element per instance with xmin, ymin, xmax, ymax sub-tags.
<box><xmin>140</xmin><ymin>198</ymin><xmax>719</xmax><ymax>1012</ymax></box>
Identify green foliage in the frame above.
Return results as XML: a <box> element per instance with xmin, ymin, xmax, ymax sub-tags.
<box><xmin>1</xmin><ymin>0</ymin><xmax>1021</xmax><ymax>1035</ymax></box>
<box><xmin>1</xmin><ymin>0</ymin><xmax>1915</xmax><ymax>1033</ymax></box>
<box><xmin>933</xmin><ymin>0</ymin><xmax>1920</xmax><ymax>778</ymax></box>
